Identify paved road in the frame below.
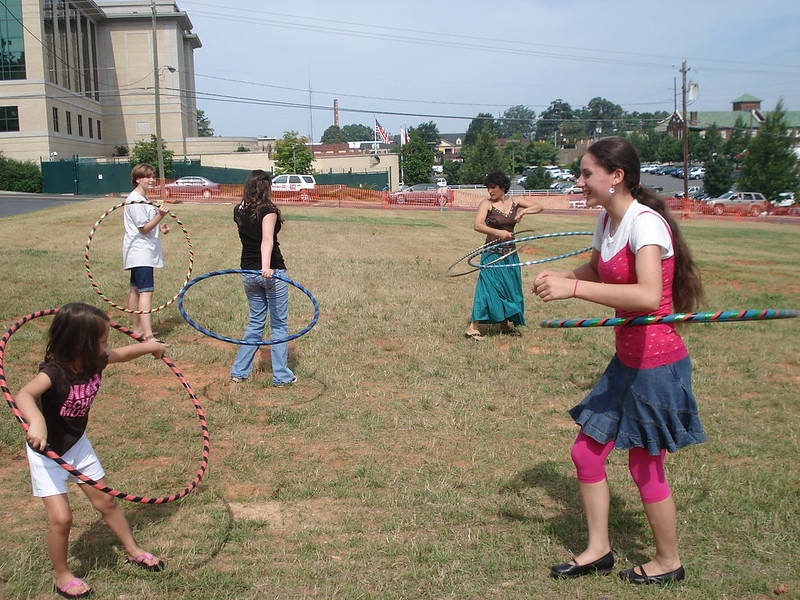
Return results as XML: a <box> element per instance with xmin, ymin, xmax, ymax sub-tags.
<box><xmin>0</xmin><ymin>192</ymin><xmax>98</xmax><ymax>218</ymax></box>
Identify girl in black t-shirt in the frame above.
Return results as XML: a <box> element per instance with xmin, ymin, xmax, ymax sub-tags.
<box><xmin>230</xmin><ymin>170</ymin><xmax>297</xmax><ymax>386</ymax></box>
<box><xmin>15</xmin><ymin>303</ymin><xmax>168</xmax><ymax>598</ymax></box>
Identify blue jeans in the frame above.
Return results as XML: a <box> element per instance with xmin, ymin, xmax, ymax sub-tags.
<box><xmin>230</xmin><ymin>270</ymin><xmax>295</xmax><ymax>384</ymax></box>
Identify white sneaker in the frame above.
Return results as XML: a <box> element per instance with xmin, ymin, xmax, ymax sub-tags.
<box><xmin>230</xmin><ymin>376</ymin><xmax>247</xmax><ymax>383</ymax></box>
<box><xmin>273</xmin><ymin>375</ymin><xmax>297</xmax><ymax>387</ymax></box>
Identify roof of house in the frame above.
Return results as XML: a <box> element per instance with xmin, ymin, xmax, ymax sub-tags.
<box><xmin>732</xmin><ymin>93</ymin><xmax>762</xmax><ymax>103</ymax></box>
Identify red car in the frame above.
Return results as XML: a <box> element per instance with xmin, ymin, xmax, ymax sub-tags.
<box><xmin>388</xmin><ymin>183</ymin><xmax>453</xmax><ymax>207</ymax></box>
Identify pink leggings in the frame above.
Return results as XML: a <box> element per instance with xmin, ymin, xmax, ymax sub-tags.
<box><xmin>570</xmin><ymin>431</ymin><xmax>671</xmax><ymax>504</ymax></box>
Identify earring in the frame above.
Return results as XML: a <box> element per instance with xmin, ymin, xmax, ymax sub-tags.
<box><xmin>609</xmin><ymin>186</ymin><xmax>616</xmax><ymax>194</ymax></box>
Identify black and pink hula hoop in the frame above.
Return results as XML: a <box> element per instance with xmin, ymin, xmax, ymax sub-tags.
<box><xmin>0</xmin><ymin>309</ymin><xmax>209</xmax><ymax>504</ymax></box>
<box><xmin>84</xmin><ymin>199</ymin><xmax>194</xmax><ymax>314</ymax></box>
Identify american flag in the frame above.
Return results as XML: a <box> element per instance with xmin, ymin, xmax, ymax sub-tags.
<box><xmin>375</xmin><ymin>120</ymin><xmax>391</xmax><ymax>145</ymax></box>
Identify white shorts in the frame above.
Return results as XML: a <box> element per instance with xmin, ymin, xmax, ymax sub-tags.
<box><xmin>26</xmin><ymin>434</ymin><xmax>105</xmax><ymax>497</ymax></box>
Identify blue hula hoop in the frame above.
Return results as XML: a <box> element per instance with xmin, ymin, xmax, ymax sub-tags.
<box><xmin>467</xmin><ymin>231</ymin><xmax>593</xmax><ymax>269</ymax></box>
<box><xmin>178</xmin><ymin>270</ymin><xmax>320</xmax><ymax>345</ymax></box>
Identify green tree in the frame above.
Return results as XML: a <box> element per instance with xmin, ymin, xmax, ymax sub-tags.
<box><xmin>524</xmin><ymin>141</ymin><xmax>558</xmax><ymax>167</ymax></box>
<box><xmin>626</xmin><ymin>129</ymin><xmax>659</xmax><ymax>163</ymax></box>
<box><xmin>461</xmin><ymin>125</ymin><xmax>502</xmax><ymax>184</ymax></box>
<box><xmin>0</xmin><ymin>152</ymin><xmax>42</xmax><ymax>193</ymax></box>
<box><xmin>501</xmin><ymin>134</ymin><xmax>527</xmax><ymax>174</ymax></box>
<box><xmin>703</xmin><ymin>154</ymin><xmax>734</xmax><ymax>197</ymax></box>
<box><xmin>403</xmin><ymin>129</ymin><xmax>435</xmax><ymax>185</ymax></box>
<box><xmin>693</xmin><ymin>124</ymin><xmax>723</xmax><ymax>163</ymax></box>
<box><xmin>523</xmin><ymin>167</ymin><xmax>552</xmax><ymax>190</ymax></box>
<box><xmin>414</xmin><ymin>121</ymin><xmax>441</xmax><ymax>147</ymax></box>
<box><xmin>498</xmin><ymin>105</ymin><xmax>536</xmax><ymax>139</ymax></box>
<box><xmin>235</xmin><ymin>144</ymin><xmax>251</xmax><ymax>152</ymax></box>
<box><xmin>197</xmin><ymin>109</ymin><xmax>214</xmax><ymax>137</ymax></box>
<box><xmin>579</xmin><ymin>97</ymin><xmax>624</xmax><ymax>137</ymax></box>
<box><xmin>464</xmin><ymin>113</ymin><xmax>499</xmax><ymax>146</ymax></box>
<box><xmin>724</xmin><ymin>115</ymin><xmax>751</xmax><ymax>162</ymax></box>
<box><xmin>342</xmin><ymin>124</ymin><xmax>373</xmax><ymax>141</ymax></box>
<box><xmin>739</xmin><ymin>100</ymin><xmax>800</xmax><ymax>199</ymax></box>
<box><xmin>321</xmin><ymin>125</ymin><xmax>348</xmax><ymax>144</ymax></box>
<box><xmin>112</xmin><ymin>145</ymin><xmax>129</xmax><ymax>157</ymax></box>
<box><xmin>130</xmin><ymin>135</ymin><xmax>174</xmax><ymax>177</ymax></box>
<box><xmin>655</xmin><ymin>135</ymin><xmax>682</xmax><ymax>163</ymax></box>
<box><xmin>273</xmin><ymin>131</ymin><xmax>314</xmax><ymax>175</ymax></box>
<box><xmin>441</xmin><ymin>159</ymin><xmax>463</xmax><ymax>186</ymax></box>
<box><xmin>535</xmin><ymin>99</ymin><xmax>575</xmax><ymax>142</ymax></box>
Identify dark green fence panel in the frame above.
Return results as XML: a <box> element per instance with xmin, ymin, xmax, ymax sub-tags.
<box><xmin>315</xmin><ymin>171</ymin><xmax>388</xmax><ymax>190</ymax></box>
<box><xmin>42</xmin><ymin>160</ymin><xmax>390</xmax><ymax>195</ymax></box>
<box><xmin>42</xmin><ymin>160</ymin><xmax>78</xmax><ymax>194</ymax></box>
<box><xmin>76</xmin><ymin>162</ymin><xmax>133</xmax><ymax>196</ymax></box>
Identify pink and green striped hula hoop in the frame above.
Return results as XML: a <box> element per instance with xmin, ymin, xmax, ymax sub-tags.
<box><xmin>540</xmin><ymin>309</ymin><xmax>798</xmax><ymax>328</ymax></box>
<box><xmin>0</xmin><ymin>308</ymin><xmax>209</xmax><ymax>504</ymax></box>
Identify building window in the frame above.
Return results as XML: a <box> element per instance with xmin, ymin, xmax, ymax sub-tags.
<box><xmin>65</xmin><ymin>110</ymin><xmax>72</xmax><ymax>135</ymax></box>
<box><xmin>96</xmin><ymin>120</ymin><xmax>101</xmax><ymax>140</ymax></box>
<box><xmin>0</xmin><ymin>105</ymin><xmax>20</xmax><ymax>132</ymax></box>
<box><xmin>88</xmin><ymin>117</ymin><xmax>93</xmax><ymax>138</ymax></box>
<box><xmin>77</xmin><ymin>114</ymin><xmax>83</xmax><ymax>136</ymax></box>
<box><xmin>41</xmin><ymin>0</ymin><xmax>98</xmax><ymax>94</ymax></box>
<box><xmin>52</xmin><ymin>106</ymin><xmax>59</xmax><ymax>132</ymax></box>
<box><xmin>0</xmin><ymin>0</ymin><xmax>26</xmax><ymax>80</ymax></box>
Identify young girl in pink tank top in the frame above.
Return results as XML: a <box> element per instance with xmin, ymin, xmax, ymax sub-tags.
<box><xmin>532</xmin><ymin>137</ymin><xmax>706</xmax><ymax>585</ymax></box>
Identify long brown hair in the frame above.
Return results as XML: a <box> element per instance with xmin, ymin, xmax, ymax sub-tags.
<box><xmin>234</xmin><ymin>169</ymin><xmax>282</xmax><ymax>226</ymax></box>
<box><xmin>45</xmin><ymin>303</ymin><xmax>110</xmax><ymax>374</ymax></box>
<box><xmin>587</xmin><ymin>136</ymin><xmax>705</xmax><ymax>312</ymax></box>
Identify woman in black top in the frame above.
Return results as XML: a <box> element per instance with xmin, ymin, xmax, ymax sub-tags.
<box><xmin>230</xmin><ymin>170</ymin><xmax>296</xmax><ymax>386</ymax></box>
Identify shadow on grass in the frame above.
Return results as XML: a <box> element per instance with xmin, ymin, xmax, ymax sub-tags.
<box><xmin>501</xmin><ymin>460</ymin><xmax>653</xmax><ymax>565</ymax></box>
<box><xmin>70</xmin><ymin>484</ymin><xmax>234</xmax><ymax>573</ymax></box>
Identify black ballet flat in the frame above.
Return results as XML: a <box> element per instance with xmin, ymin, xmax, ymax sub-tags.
<box><xmin>550</xmin><ymin>551</ymin><xmax>614</xmax><ymax>578</ymax></box>
<box><xmin>618</xmin><ymin>564</ymin><xmax>685</xmax><ymax>585</ymax></box>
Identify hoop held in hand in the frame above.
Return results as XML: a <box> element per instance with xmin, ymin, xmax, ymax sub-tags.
<box><xmin>84</xmin><ymin>200</ymin><xmax>194</xmax><ymax>314</ymax></box>
<box><xmin>0</xmin><ymin>309</ymin><xmax>209</xmax><ymax>504</ymax></box>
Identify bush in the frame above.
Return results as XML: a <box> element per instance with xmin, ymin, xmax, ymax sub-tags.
<box><xmin>0</xmin><ymin>153</ymin><xmax>43</xmax><ymax>193</ymax></box>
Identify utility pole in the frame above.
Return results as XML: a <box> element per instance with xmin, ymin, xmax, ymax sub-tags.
<box><xmin>151</xmin><ymin>0</ymin><xmax>165</xmax><ymax>182</ymax></box>
<box><xmin>681</xmin><ymin>60</ymin><xmax>690</xmax><ymax>216</ymax></box>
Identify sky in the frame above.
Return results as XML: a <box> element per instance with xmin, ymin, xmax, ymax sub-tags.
<box><xmin>175</xmin><ymin>0</ymin><xmax>800</xmax><ymax>142</ymax></box>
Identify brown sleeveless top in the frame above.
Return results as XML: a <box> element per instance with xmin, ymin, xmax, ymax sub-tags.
<box><xmin>484</xmin><ymin>202</ymin><xmax>519</xmax><ymax>254</ymax></box>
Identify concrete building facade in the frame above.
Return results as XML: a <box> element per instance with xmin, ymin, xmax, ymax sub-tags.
<box><xmin>0</xmin><ymin>0</ymin><xmax>200</xmax><ymax>162</ymax></box>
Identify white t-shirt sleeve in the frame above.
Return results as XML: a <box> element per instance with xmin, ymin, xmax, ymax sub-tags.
<box><xmin>127</xmin><ymin>203</ymin><xmax>156</xmax><ymax>230</ymax></box>
<box><xmin>630</xmin><ymin>211</ymin><xmax>674</xmax><ymax>259</ymax></box>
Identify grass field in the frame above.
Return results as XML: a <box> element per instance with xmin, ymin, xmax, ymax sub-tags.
<box><xmin>0</xmin><ymin>198</ymin><xmax>798</xmax><ymax>600</ymax></box>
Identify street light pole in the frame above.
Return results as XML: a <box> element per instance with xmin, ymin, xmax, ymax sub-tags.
<box><xmin>151</xmin><ymin>0</ymin><xmax>165</xmax><ymax>182</ymax></box>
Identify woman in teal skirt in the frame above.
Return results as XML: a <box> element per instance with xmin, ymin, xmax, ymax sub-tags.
<box><xmin>464</xmin><ymin>169</ymin><xmax>543</xmax><ymax>340</ymax></box>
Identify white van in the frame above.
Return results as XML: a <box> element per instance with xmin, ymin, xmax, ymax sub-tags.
<box><xmin>271</xmin><ymin>174</ymin><xmax>317</xmax><ymax>192</ymax></box>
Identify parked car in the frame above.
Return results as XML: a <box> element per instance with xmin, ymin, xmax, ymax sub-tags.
<box><xmin>703</xmin><ymin>191</ymin><xmax>768</xmax><ymax>216</ymax></box>
<box><xmin>675</xmin><ymin>186</ymin><xmax>703</xmax><ymax>198</ymax></box>
<box><xmin>554</xmin><ymin>170</ymin><xmax>575</xmax><ymax>181</ymax></box>
<box><xmin>163</xmin><ymin>176</ymin><xmax>221</xmax><ymax>199</ymax></box>
<box><xmin>688</xmin><ymin>167</ymin><xmax>706</xmax><ymax>180</ymax></box>
<box><xmin>271</xmin><ymin>174</ymin><xmax>317</xmax><ymax>200</ymax></box>
<box><xmin>640</xmin><ymin>164</ymin><xmax>661</xmax><ymax>173</ymax></box>
<box><xmin>388</xmin><ymin>183</ymin><xmax>452</xmax><ymax>206</ymax></box>
<box><xmin>654</xmin><ymin>165</ymin><xmax>679</xmax><ymax>176</ymax></box>
<box><xmin>271</xmin><ymin>174</ymin><xmax>316</xmax><ymax>192</ymax></box>
<box><xmin>670</xmin><ymin>168</ymin><xmax>685</xmax><ymax>178</ymax></box>
<box><xmin>768</xmin><ymin>192</ymin><xmax>797</xmax><ymax>215</ymax></box>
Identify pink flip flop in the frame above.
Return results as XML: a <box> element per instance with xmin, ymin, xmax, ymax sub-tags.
<box><xmin>54</xmin><ymin>577</ymin><xmax>92</xmax><ymax>598</ymax></box>
<box><xmin>126</xmin><ymin>552</ymin><xmax>165</xmax><ymax>572</ymax></box>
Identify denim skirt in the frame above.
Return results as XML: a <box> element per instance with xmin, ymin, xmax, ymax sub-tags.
<box><xmin>569</xmin><ymin>355</ymin><xmax>706</xmax><ymax>456</ymax></box>
<box><xmin>470</xmin><ymin>252</ymin><xmax>525</xmax><ymax>326</ymax></box>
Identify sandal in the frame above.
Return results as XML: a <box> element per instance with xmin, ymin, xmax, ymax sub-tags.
<box><xmin>464</xmin><ymin>332</ymin><xmax>484</xmax><ymax>340</ymax></box>
<box><xmin>500</xmin><ymin>328</ymin><xmax>522</xmax><ymax>337</ymax></box>
<box><xmin>54</xmin><ymin>578</ymin><xmax>92</xmax><ymax>598</ymax></box>
<box><xmin>126</xmin><ymin>552</ymin><xmax>165</xmax><ymax>572</ymax></box>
